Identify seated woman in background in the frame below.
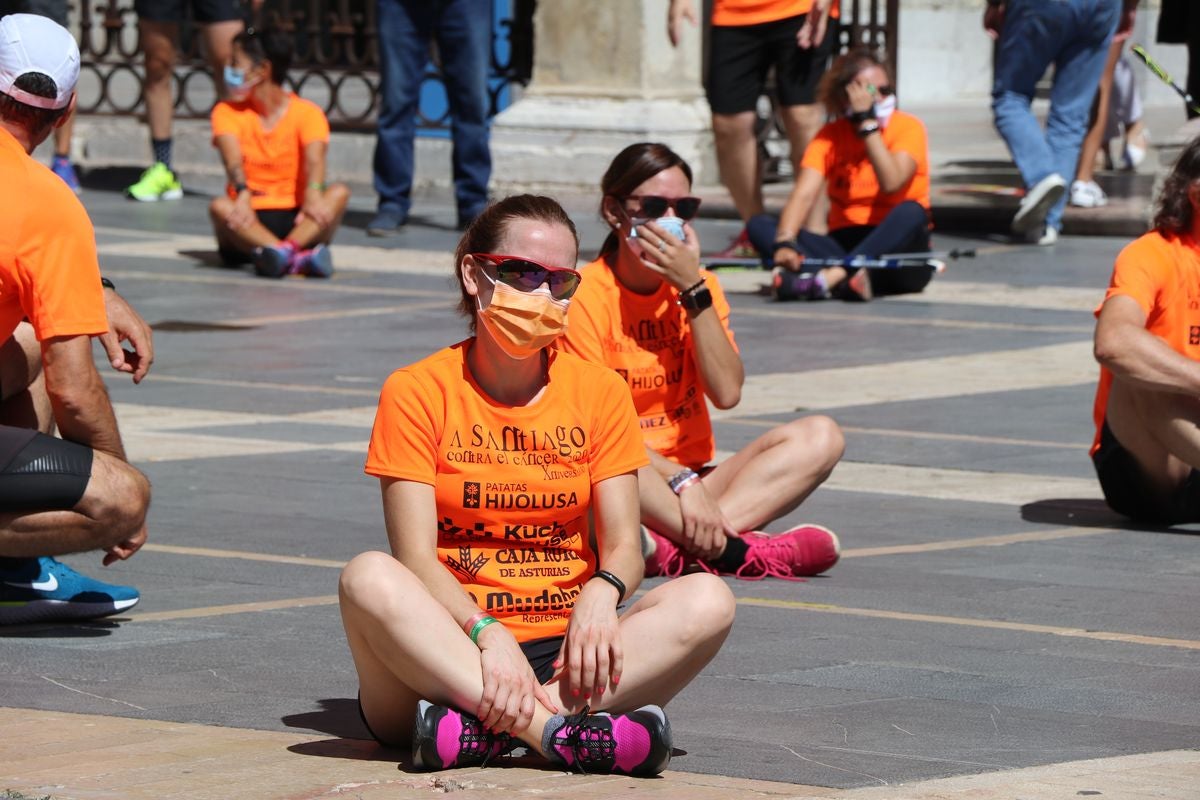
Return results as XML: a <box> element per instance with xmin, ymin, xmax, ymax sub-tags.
<box><xmin>748</xmin><ymin>48</ymin><xmax>933</xmax><ymax>301</ymax></box>
<box><xmin>339</xmin><ymin>194</ymin><xmax>735</xmax><ymax>776</ymax></box>
<box><xmin>208</xmin><ymin>27</ymin><xmax>351</xmax><ymax>278</ymax></box>
<box><xmin>560</xmin><ymin>143</ymin><xmax>844</xmax><ymax>581</ymax></box>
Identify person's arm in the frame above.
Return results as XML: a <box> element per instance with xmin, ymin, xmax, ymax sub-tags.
<box><xmin>300</xmin><ymin>140</ymin><xmax>334</xmax><ymax>229</ymax></box>
<box><xmin>381</xmin><ymin>478</ymin><xmax>556</xmax><ymax>733</ymax></box>
<box><xmin>982</xmin><ymin>0</ymin><xmax>1005</xmax><ymax>39</ymax></box>
<box><xmin>645</xmin><ymin>446</ymin><xmax>733</xmax><ymax>559</ymax></box>
<box><xmin>98</xmin><ymin>283</ymin><xmax>154</xmax><ymax>384</ymax></box>
<box><xmin>845</xmin><ymin>80</ymin><xmax>916</xmax><ymax>193</ymax></box>
<box><xmin>667</xmin><ymin>0</ymin><xmax>698</xmax><ymax>47</ymax></box>
<box><xmin>797</xmin><ymin>0</ymin><xmax>832</xmax><ymax>48</ymax></box>
<box><xmin>773</xmin><ymin>167</ymin><xmax>825</xmax><ymax>271</ymax></box>
<box><xmin>1094</xmin><ymin>294</ymin><xmax>1200</xmax><ymax>394</ymax></box>
<box><xmin>41</xmin><ymin>334</ymin><xmax>126</xmax><ymax>460</ymax></box>
<box><xmin>557</xmin><ymin>472</ymin><xmax>641</xmax><ymax>701</ymax></box>
<box><xmin>638</xmin><ymin>221</ymin><xmax>743</xmax><ymax>408</ymax></box>
<box><xmin>214</xmin><ymin>133</ymin><xmax>255</xmax><ymax>231</ymax></box>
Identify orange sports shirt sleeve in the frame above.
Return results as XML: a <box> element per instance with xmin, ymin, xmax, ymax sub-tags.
<box><xmin>365</xmin><ymin>343</ymin><xmax>646</xmax><ymax>642</ymax></box>
<box><xmin>296</xmin><ymin>100</ymin><xmax>331</xmax><ymax>146</ymax></box>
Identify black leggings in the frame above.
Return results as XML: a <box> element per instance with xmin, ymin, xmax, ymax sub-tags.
<box><xmin>0</xmin><ymin>426</ymin><xmax>92</xmax><ymax>511</ymax></box>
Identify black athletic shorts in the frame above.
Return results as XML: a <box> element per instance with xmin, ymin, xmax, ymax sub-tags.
<box><xmin>356</xmin><ymin>635</ymin><xmax>565</xmax><ymax>746</ymax></box>
<box><xmin>0</xmin><ymin>0</ymin><xmax>68</xmax><ymax>26</ymax></box>
<box><xmin>706</xmin><ymin>13</ymin><xmax>837</xmax><ymax>115</ymax></box>
<box><xmin>1092</xmin><ymin>419</ymin><xmax>1200</xmax><ymax>525</ymax></box>
<box><xmin>134</xmin><ymin>0</ymin><xmax>244</xmax><ymax>24</ymax></box>
<box><xmin>218</xmin><ymin>208</ymin><xmax>298</xmax><ymax>264</ymax></box>
<box><xmin>0</xmin><ymin>426</ymin><xmax>93</xmax><ymax>511</ymax></box>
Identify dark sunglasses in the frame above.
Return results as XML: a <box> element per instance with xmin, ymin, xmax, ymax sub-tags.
<box><xmin>871</xmin><ymin>85</ymin><xmax>895</xmax><ymax>97</ymax></box>
<box><xmin>620</xmin><ymin>194</ymin><xmax>702</xmax><ymax>221</ymax></box>
<box><xmin>471</xmin><ymin>253</ymin><xmax>582</xmax><ymax>301</ymax></box>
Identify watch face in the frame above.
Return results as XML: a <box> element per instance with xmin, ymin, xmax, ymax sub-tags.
<box><xmin>683</xmin><ymin>287</ymin><xmax>713</xmax><ymax>311</ymax></box>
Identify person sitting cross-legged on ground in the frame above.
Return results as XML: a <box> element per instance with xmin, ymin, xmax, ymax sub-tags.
<box><xmin>340</xmin><ymin>194</ymin><xmax>735</xmax><ymax>775</ymax></box>
<box><xmin>208</xmin><ymin>26</ymin><xmax>350</xmax><ymax>278</ymax></box>
<box><xmin>0</xmin><ymin>14</ymin><xmax>153</xmax><ymax>624</ymax></box>
<box><xmin>558</xmin><ymin>143</ymin><xmax>844</xmax><ymax>580</ymax></box>
<box><xmin>1092</xmin><ymin>136</ymin><xmax>1200</xmax><ymax>525</ymax></box>
<box><xmin>746</xmin><ymin>48</ymin><xmax>933</xmax><ymax>302</ymax></box>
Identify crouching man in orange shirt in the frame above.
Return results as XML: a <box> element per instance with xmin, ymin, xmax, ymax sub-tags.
<box><xmin>209</xmin><ymin>26</ymin><xmax>350</xmax><ymax>278</ymax></box>
<box><xmin>1092</xmin><ymin>136</ymin><xmax>1200</xmax><ymax>524</ymax></box>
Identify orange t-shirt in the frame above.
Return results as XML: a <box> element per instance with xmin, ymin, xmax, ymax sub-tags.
<box><xmin>365</xmin><ymin>342</ymin><xmax>647</xmax><ymax>643</ymax></box>
<box><xmin>801</xmin><ymin>111</ymin><xmax>931</xmax><ymax>231</ymax></box>
<box><xmin>1091</xmin><ymin>231</ymin><xmax>1200</xmax><ymax>455</ymax></box>
<box><xmin>0</xmin><ymin>128</ymin><xmax>107</xmax><ymax>344</ymax></box>
<box><xmin>559</xmin><ymin>258</ymin><xmax>738</xmax><ymax>470</ymax></box>
<box><xmin>211</xmin><ymin>94</ymin><xmax>330</xmax><ymax>210</ymax></box>
<box><xmin>712</xmin><ymin>0</ymin><xmax>839</xmax><ymax>27</ymax></box>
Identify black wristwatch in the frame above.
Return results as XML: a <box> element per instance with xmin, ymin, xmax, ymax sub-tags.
<box><xmin>233</xmin><ymin>181</ymin><xmax>249</xmax><ymax>195</ymax></box>
<box><xmin>679</xmin><ymin>285</ymin><xmax>713</xmax><ymax>312</ymax></box>
<box><xmin>847</xmin><ymin>108</ymin><xmax>876</xmax><ymax>124</ymax></box>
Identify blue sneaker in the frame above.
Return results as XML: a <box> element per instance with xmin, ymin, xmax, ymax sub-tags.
<box><xmin>291</xmin><ymin>243</ymin><xmax>334</xmax><ymax>278</ymax></box>
<box><xmin>253</xmin><ymin>243</ymin><xmax>295</xmax><ymax>278</ymax></box>
<box><xmin>0</xmin><ymin>557</ymin><xmax>139</xmax><ymax>625</ymax></box>
<box><xmin>50</xmin><ymin>155</ymin><xmax>81</xmax><ymax>194</ymax></box>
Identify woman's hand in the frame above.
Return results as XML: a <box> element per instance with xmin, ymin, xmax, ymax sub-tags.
<box><xmin>774</xmin><ymin>247</ymin><xmax>805</xmax><ymax>272</ymax></box>
<box><xmin>846</xmin><ymin>78</ymin><xmax>875</xmax><ymax>115</ymax></box>
<box><xmin>677</xmin><ymin>479</ymin><xmax>735</xmax><ymax>560</ymax></box>
<box><xmin>475</xmin><ymin>623</ymin><xmax>558</xmax><ymax>735</ymax></box>
<box><xmin>634</xmin><ymin>219</ymin><xmax>703</xmax><ymax>293</ymax></box>
<box><xmin>554</xmin><ymin>581</ymin><xmax>623</xmax><ymax>703</ymax></box>
<box><xmin>225</xmin><ymin>192</ymin><xmax>256</xmax><ymax>232</ymax></box>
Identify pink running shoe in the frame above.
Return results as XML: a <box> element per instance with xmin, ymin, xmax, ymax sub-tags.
<box><xmin>548</xmin><ymin>705</ymin><xmax>672</xmax><ymax>776</ymax></box>
<box><xmin>643</xmin><ymin>528</ymin><xmax>688</xmax><ymax>578</ymax></box>
<box><xmin>709</xmin><ymin>227</ymin><xmax>758</xmax><ymax>260</ymax></box>
<box><xmin>411</xmin><ymin>700</ymin><xmax>515</xmax><ymax>770</ymax></box>
<box><xmin>722</xmin><ymin>524</ymin><xmax>840</xmax><ymax>581</ymax></box>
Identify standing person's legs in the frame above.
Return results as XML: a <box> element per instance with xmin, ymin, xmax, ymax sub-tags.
<box><xmin>1042</xmin><ymin>0</ymin><xmax>1119</xmax><ymax>233</ymax></box>
<box><xmin>775</xmin><ymin>12</ymin><xmax>835</xmax><ymax>177</ymax></box>
<box><xmin>435</xmin><ymin>0</ymin><xmax>492</xmax><ymax>228</ymax></box>
<box><xmin>369</xmin><ymin>0</ymin><xmax>430</xmax><ymax>233</ymax></box>
<box><xmin>196</xmin><ymin>9</ymin><xmax>246</xmax><ymax>98</ymax></box>
<box><xmin>1072</xmin><ymin>37</ymin><xmax>1122</xmax><ymax>208</ymax></box>
<box><xmin>707</xmin><ymin>23</ymin><xmax>772</xmax><ymax>222</ymax></box>
<box><xmin>130</xmin><ymin>1</ymin><xmax>187</xmax><ymax>200</ymax></box>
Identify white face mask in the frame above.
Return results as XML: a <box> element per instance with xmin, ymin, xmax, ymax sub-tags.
<box><xmin>874</xmin><ymin>94</ymin><xmax>897</xmax><ymax>128</ymax></box>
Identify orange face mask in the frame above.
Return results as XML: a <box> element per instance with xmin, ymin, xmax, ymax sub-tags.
<box><xmin>476</xmin><ymin>275</ymin><xmax>569</xmax><ymax>360</ymax></box>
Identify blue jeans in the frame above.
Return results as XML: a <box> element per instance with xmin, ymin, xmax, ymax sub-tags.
<box><xmin>373</xmin><ymin>0</ymin><xmax>492</xmax><ymax>221</ymax></box>
<box><xmin>991</xmin><ymin>0</ymin><xmax>1119</xmax><ymax>231</ymax></box>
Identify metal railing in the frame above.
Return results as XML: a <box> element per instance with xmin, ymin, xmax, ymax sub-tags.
<box><xmin>73</xmin><ymin>0</ymin><xmax>534</xmax><ymax>132</ymax></box>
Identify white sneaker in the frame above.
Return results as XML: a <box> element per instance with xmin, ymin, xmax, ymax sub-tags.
<box><xmin>1069</xmin><ymin>179</ymin><xmax>1108</xmax><ymax>208</ymax></box>
<box><xmin>1012</xmin><ymin>173</ymin><xmax>1067</xmax><ymax>233</ymax></box>
<box><xmin>1035</xmin><ymin>226</ymin><xmax>1059</xmax><ymax>246</ymax></box>
<box><xmin>1123</xmin><ymin>129</ymin><xmax>1149</xmax><ymax>170</ymax></box>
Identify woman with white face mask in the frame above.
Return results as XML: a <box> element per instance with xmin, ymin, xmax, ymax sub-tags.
<box><xmin>340</xmin><ymin>195</ymin><xmax>734</xmax><ymax>777</ymax></box>
<box><xmin>747</xmin><ymin>48</ymin><xmax>934</xmax><ymax>301</ymax></box>
<box><xmin>559</xmin><ymin>144</ymin><xmax>844</xmax><ymax>581</ymax></box>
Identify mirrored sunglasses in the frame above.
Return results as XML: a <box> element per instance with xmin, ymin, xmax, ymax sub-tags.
<box><xmin>472</xmin><ymin>253</ymin><xmax>582</xmax><ymax>301</ymax></box>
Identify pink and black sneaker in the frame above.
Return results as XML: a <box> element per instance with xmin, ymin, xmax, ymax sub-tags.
<box><xmin>547</xmin><ymin>705</ymin><xmax>672</xmax><ymax>776</ymax></box>
<box><xmin>411</xmin><ymin>700</ymin><xmax>515</xmax><ymax>770</ymax></box>
<box><xmin>733</xmin><ymin>524</ymin><xmax>840</xmax><ymax>580</ymax></box>
<box><xmin>643</xmin><ymin>528</ymin><xmax>689</xmax><ymax>578</ymax></box>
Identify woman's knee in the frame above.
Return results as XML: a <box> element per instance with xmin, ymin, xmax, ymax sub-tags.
<box><xmin>672</xmin><ymin>574</ymin><xmax>736</xmax><ymax>641</ymax></box>
<box><xmin>786</xmin><ymin>415</ymin><xmax>845</xmax><ymax>470</ymax></box>
<box><xmin>339</xmin><ymin>551</ymin><xmax>415</xmax><ymax>609</ymax></box>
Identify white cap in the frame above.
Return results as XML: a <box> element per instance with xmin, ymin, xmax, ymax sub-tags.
<box><xmin>0</xmin><ymin>14</ymin><xmax>79</xmax><ymax>110</ymax></box>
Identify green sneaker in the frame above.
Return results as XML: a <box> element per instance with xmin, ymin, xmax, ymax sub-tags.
<box><xmin>126</xmin><ymin>162</ymin><xmax>183</xmax><ymax>202</ymax></box>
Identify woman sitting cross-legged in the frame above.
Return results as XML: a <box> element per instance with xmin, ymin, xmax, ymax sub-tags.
<box><xmin>339</xmin><ymin>194</ymin><xmax>736</xmax><ymax>775</ymax></box>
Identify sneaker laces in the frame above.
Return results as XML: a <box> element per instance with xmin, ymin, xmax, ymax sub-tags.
<box><xmin>734</xmin><ymin>532</ymin><xmax>807</xmax><ymax>582</ymax></box>
<box><xmin>554</xmin><ymin>705</ymin><xmax>616</xmax><ymax>774</ymax></box>
<box><xmin>456</xmin><ymin>714</ymin><xmax>513</xmax><ymax>767</ymax></box>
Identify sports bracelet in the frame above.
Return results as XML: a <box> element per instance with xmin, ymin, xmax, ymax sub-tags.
<box><xmin>680</xmin><ymin>278</ymin><xmax>706</xmax><ymax>296</ymax></box>
<box><xmin>773</xmin><ymin>240</ymin><xmax>799</xmax><ymax>254</ymax></box>
<box><xmin>462</xmin><ymin>610</ymin><xmax>489</xmax><ymax>636</ymax></box>
<box><xmin>468</xmin><ymin>615</ymin><xmax>499</xmax><ymax>645</ymax></box>
<box><xmin>590</xmin><ymin>569</ymin><xmax>627</xmax><ymax>603</ymax></box>
<box><xmin>308</xmin><ymin>180</ymin><xmax>326</xmax><ymax>191</ymax></box>
<box><xmin>668</xmin><ymin>468</ymin><xmax>700</xmax><ymax>495</ymax></box>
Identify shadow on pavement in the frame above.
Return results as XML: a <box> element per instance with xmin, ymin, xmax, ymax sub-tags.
<box><xmin>0</xmin><ymin>619</ymin><xmax>120</xmax><ymax>638</ymax></box>
<box><xmin>286</xmin><ymin>735</ymin><xmax>406</xmax><ymax>765</ymax></box>
<box><xmin>1021</xmin><ymin>498</ymin><xmax>1200</xmax><ymax>535</ymax></box>
<box><xmin>282</xmin><ymin>697</ymin><xmax>372</xmax><ymax>740</ymax></box>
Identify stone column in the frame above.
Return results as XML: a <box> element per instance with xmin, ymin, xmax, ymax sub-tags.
<box><xmin>490</xmin><ymin>0</ymin><xmax>717</xmax><ymax>192</ymax></box>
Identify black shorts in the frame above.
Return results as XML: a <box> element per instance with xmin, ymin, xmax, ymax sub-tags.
<box><xmin>0</xmin><ymin>426</ymin><xmax>92</xmax><ymax>511</ymax></box>
<box><xmin>356</xmin><ymin>635</ymin><xmax>565</xmax><ymax>746</ymax></box>
<box><xmin>218</xmin><ymin>208</ymin><xmax>298</xmax><ymax>264</ymax></box>
<box><xmin>706</xmin><ymin>13</ymin><xmax>837</xmax><ymax>115</ymax></box>
<box><xmin>134</xmin><ymin>0</ymin><xmax>244</xmax><ymax>24</ymax></box>
<box><xmin>0</xmin><ymin>0</ymin><xmax>68</xmax><ymax>26</ymax></box>
<box><xmin>1092</xmin><ymin>420</ymin><xmax>1200</xmax><ymax>525</ymax></box>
